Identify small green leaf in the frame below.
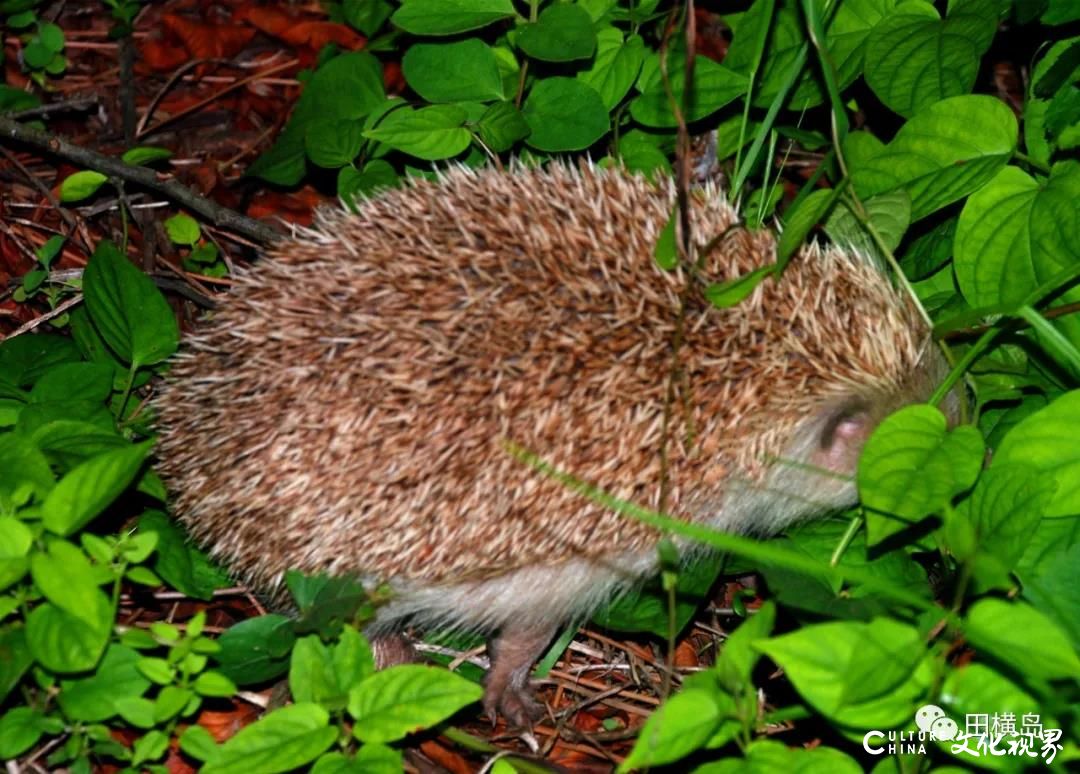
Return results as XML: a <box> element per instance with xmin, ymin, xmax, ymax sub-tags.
<box><xmin>617</xmin><ymin>688</ymin><xmax>721</xmax><ymax>771</ymax></box>
<box><xmin>164</xmin><ymin>213</ymin><xmax>202</xmax><ymax>246</ymax></box>
<box><xmin>180</xmin><ymin>724</ymin><xmax>220</xmax><ymax>762</ymax></box>
<box><xmin>59</xmin><ymin>170</ymin><xmax>107</xmax><ymax>202</ymax></box>
<box><xmin>704</xmin><ymin>265</ymin><xmax>775</xmax><ymax>309</ymax></box>
<box><xmin>824</xmin><ymin>191</ymin><xmax>911</xmax><ymax>255</ymax></box>
<box><xmin>631</xmin><ymin>55</ymin><xmax>747</xmax><ymax>128</ymax></box>
<box><xmin>121</xmin><ymin>146</ymin><xmax>173</xmax><ymax>165</ymax></box>
<box><xmin>653</xmin><ymin>207</ymin><xmax>677</xmax><ymax>271</ymax></box>
<box><xmin>864</xmin><ymin>0</ymin><xmax>998</xmax><ymax>117</ymax></box>
<box><xmin>0</xmin><ymin>707</ymin><xmax>49</xmax><ymax>760</ymax></box>
<box><xmin>58</xmin><ymin>645</ymin><xmax>150</xmax><ymax>722</ymax></box>
<box><xmin>194</xmin><ymin>671</ymin><xmax>238</xmax><ymax>698</ymax></box>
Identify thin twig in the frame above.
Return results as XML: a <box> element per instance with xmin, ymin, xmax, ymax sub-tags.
<box><xmin>2</xmin><ymin>294</ymin><xmax>83</xmax><ymax>340</ymax></box>
<box><xmin>0</xmin><ymin>116</ymin><xmax>282</xmax><ymax>245</ymax></box>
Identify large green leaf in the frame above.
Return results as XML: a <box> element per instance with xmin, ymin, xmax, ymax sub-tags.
<box><xmin>846</xmin><ymin>95</ymin><xmax>1017</xmax><ymax>220</ymax></box>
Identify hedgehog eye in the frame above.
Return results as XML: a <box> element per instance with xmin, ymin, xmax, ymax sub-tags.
<box><xmin>819</xmin><ymin>401</ymin><xmax>872</xmax><ymax>451</ymax></box>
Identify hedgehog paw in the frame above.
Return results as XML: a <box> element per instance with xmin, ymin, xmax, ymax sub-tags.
<box><xmin>483</xmin><ymin>623</ymin><xmax>556</xmax><ymax>728</ymax></box>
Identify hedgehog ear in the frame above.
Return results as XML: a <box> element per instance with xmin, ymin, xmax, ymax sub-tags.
<box><xmin>817</xmin><ymin>401</ymin><xmax>874</xmax><ymax>471</ymax></box>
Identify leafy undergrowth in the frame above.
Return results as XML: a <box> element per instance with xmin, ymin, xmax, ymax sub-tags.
<box><xmin>2</xmin><ymin>0</ymin><xmax>1080</xmax><ymax>772</ymax></box>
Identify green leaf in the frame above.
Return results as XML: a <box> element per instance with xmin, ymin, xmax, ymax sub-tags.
<box><xmin>83</xmin><ymin>241</ymin><xmax>180</xmax><ymax>367</ymax></box>
<box><xmin>390</xmin><ymin>0</ymin><xmax>516</xmax><ymax>35</ymax></box>
<box><xmin>305</xmin><ymin>119</ymin><xmax>365</xmax><ymax>168</ymax></box>
<box><xmin>755</xmin><ymin>618</ymin><xmax>929</xmax><ymax>729</ymax></box>
<box><xmin>630</xmin><ymin>55</ymin><xmax>747</xmax><ymax>128</ymax></box>
<box><xmin>338</xmin><ymin>160</ymin><xmax>399</xmax><ymax>207</ymax></box>
<box><xmin>715</xmin><ymin>601</ymin><xmax>776</xmax><ymax>691</ymax></box>
<box><xmin>858</xmin><ymin>405</ymin><xmax>984</xmax><ymax>544</ymax></box>
<box><xmin>845</xmin><ymin>95</ymin><xmax>1017</xmax><ymax>221</ymax></box>
<box><xmin>955</xmin><ymin>162</ymin><xmax>1080</xmax><ymax>348</ymax></box>
<box><xmin>194</xmin><ymin>671</ymin><xmax>238</xmax><ymax>698</ymax></box>
<box><xmin>348</xmin><ymin>665</ymin><xmax>482</xmax><ymax>743</ymax></box>
<box><xmin>121</xmin><ymin>146</ymin><xmax>172</xmax><ymax>165</ymax></box>
<box><xmin>0</xmin><ymin>707</ymin><xmax>51</xmax><ymax>760</ymax></box>
<box><xmin>364</xmin><ymin>105</ymin><xmax>471</xmax><ymax>160</ymax></box>
<box><xmin>704</xmin><ymin>265</ymin><xmax>775</xmax><ymax>309</ymax></box>
<box><xmin>824</xmin><ymin>191</ymin><xmax>911</xmax><ymax>255</ymax></box>
<box><xmin>617</xmin><ymin>688</ymin><xmax>721</xmax><ymax>771</ymax></box>
<box><xmin>42</xmin><ymin>441</ymin><xmax>152</xmax><ymax>536</ymax></box>
<box><xmin>249</xmin><ymin>52</ymin><xmax>385</xmax><ymax>184</ymax></box>
<box><xmin>522</xmin><ymin>77</ymin><xmax>609</xmax><ymax>152</ymax></box>
<box><xmin>215</xmin><ymin>614</ymin><xmax>296</xmax><ymax>685</ymax></box>
<box><xmin>579</xmin><ymin>29</ymin><xmax>644</xmax><ymax>110</ymax></box>
<box><xmin>994</xmin><ymin>390</ymin><xmax>1080</xmax><ymax>519</ymax></box>
<box><xmin>954</xmin><ymin>464</ymin><xmax>1055</xmax><ymax>590</ymax></box>
<box><xmin>0</xmin><ymin>626</ymin><xmax>33</xmax><ymax>704</ymax></box>
<box><xmin>476</xmin><ymin>102</ymin><xmax>530</xmax><ymax>153</ymax></box>
<box><xmin>0</xmin><ymin>333</ymin><xmax>80</xmax><ymax>388</ymax></box>
<box><xmin>58</xmin><ymin>645</ymin><xmax>150</xmax><ymax>722</ymax></box>
<box><xmin>653</xmin><ymin>206</ymin><xmax>677</xmax><ymax>271</ymax></box>
<box><xmin>727</xmin><ymin>0</ymin><xmax>888</xmax><ymax>110</ymax></box>
<box><xmin>202</xmin><ymin>703</ymin><xmax>337</xmax><ymax>774</ymax></box>
<box><xmin>164</xmin><ymin>213</ymin><xmax>201</xmax><ymax>246</ymax></box>
<box><xmin>313</xmin><ymin>745</ymin><xmax>402</xmax><ymax>774</ymax></box>
<box><xmin>900</xmin><ymin>216</ymin><xmax>956</xmax><ymax>280</ymax></box>
<box><xmin>402</xmin><ymin>39</ymin><xmax>504</xmax><ymax>103</ymax></box>
<box><xmin>38</xmin><ymin>22</ymin><xmax>64</xmax><ymax>52</ymax></box>
<box><xmin>179</xmin><ymin>724</ymin><xmax>220</xmax><ymax>762</ymax></box>
<box><xmin>517</xmin><ymin>4</ymin><xmax>596</xmax><ymax>63</ymax></box>
<box><xmin>140</xmin><ymin>510</ymin><xmax>231</xmax><ymax>601</ymax></box>
<box><xmin>966</xmin><ymin>598</ymin><xmax>1080</xmax><ymax>679</ymax></box>
<box><xmin>29</xmin><ymin>362</ymin><xmax>113</xmax><ymax>404</ymax></box>
<box><xmin>777</xmin><ymin>188</ymin><xmax>840</xmax><ymax>266</ymax></box>
<box><xmin>941</xmin><ymin>663</ymin><xmax>1038</xmax><ymax>741</ymax></box>
<box><xmin>30</xmin><ymin>539</ymin><xmax>110</xmax><ymax>624</ymax></box>
<box><xmin>35</xmin><ymin>234</ymin><xmax>64</xmax><ymax>266</ymax></box>
<box><xmin>59</xmin><ymin>170</ymin><xmax>107</xmax><ymax>202</ymax></box>
<box><xmin>864</xmin><ymin>0</ymin><xmax>998</xmax><ymax>118</ymax></box>
<box><xmin>343</xmin><ymin>0</ymin><xmax>394</xmax><ymax>36</ymax></box>
<box><xmin>0</xmin><ymin>516</ymin><xmax>32</xmax><ymax>590</ymax></box>
<box><xmin>26</xmin><ymin>602</ymin><xmax>110</xmax><ymax>673</ymax></box>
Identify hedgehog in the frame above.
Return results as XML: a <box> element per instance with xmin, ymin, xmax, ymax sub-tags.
<box><xmin>155</xmin><ymin>162</ymin><xmax>950</xmax><ymax>726</ymax></box>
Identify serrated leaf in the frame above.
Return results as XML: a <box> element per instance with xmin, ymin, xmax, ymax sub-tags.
<box><xmin>348</xmin><ymin>665</ymin><xmax>482</xmax><ymax>743</ymax></box>
<box><xmin>42</xmin><ymin>441</ymin><xmax>152</xmax><ymax>536</ymax></box>
<box><xmin>202</xmin><ymin>703</ymin><xmax>336</xmax><ymax>774</ymax></box>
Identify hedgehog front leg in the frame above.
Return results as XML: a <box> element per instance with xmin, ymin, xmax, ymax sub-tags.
<box><xmin>483</xmin><ymin>622</ymin><xmax>557</xmax><ymax>727</ymax></box>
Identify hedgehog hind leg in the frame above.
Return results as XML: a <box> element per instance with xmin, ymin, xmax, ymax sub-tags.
<box><xmin>371</xmin><ymin>633</ymin><xmax>417</xmax><ymax>669</ymax></box>
<box><xmin>483</xmin><ymin>622</ymin><xmax>558</xmax><ymax>728</ymax></box>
